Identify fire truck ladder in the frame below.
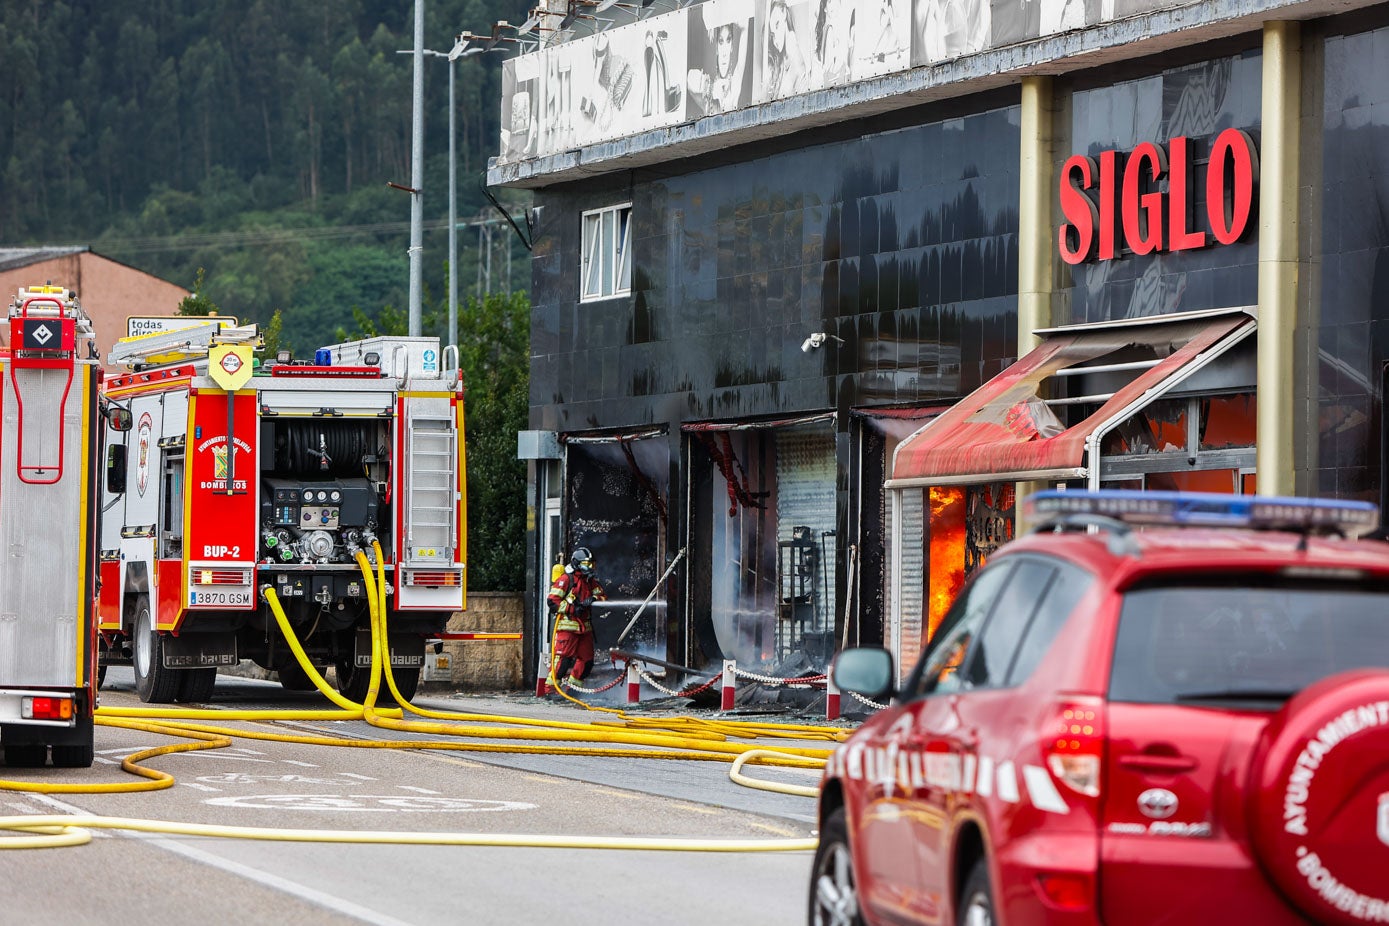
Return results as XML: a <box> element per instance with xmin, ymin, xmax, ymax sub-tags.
<box><xmin>404</xmin><ymin>418</ymin><xmax>457</xmax><ymax>564</ymax></box>
<box><xmin>107</xmin><ymin>320</ymin><xmax>260</xmax><ymax>368</ymax></box>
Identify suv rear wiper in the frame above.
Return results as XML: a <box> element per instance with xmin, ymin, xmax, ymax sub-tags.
<box><xmin>1174</xmin><ymin>689</ymin><xmax>1295</xmax><ymax>702</ymax></box>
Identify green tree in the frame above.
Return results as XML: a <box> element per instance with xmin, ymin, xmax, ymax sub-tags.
<box><xmin>177</xmin><ymin>267</ymin><xmax>221</xmax><ymax>316</ymax></box>
<box><xmin>457</xmin><ymin>290</ymin><xmax>529</xmax><ymax>591</ymax></box>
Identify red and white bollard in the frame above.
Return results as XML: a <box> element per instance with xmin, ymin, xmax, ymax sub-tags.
<box><xmin>720</xmin><ymin>658</ymin><xmax>736</xmax><ymax>711</ymax></box>
<box><xmin>626</xmin><ymin>660</ymin><xmax>641</xmax><ymax>704</ymax></box>
<box><xmin>535</xmin><ymin>652</ymin><xmax>550</xmax><ymax>698</ymax></box>
<box><xmin>826</xmin><ymin>673</ymin><xmax>841</xmax><ymax>721</ymax></box>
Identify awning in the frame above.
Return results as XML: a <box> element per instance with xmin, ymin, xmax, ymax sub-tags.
<box><xmin>888</xmin><ymin>308</ymin><xmax>1257</xmax><ymax>487</ymax></box>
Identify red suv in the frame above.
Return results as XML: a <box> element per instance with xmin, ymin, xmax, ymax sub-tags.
<box><xmin>811</xmin><ymin>490</ymin><xmax>1389</xmax><ymax>926</ymax></box>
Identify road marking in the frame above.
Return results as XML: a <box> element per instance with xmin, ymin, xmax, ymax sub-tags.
<box><xmin>96</xmin><ymin>746</ymin><xmax>155</xmax><ymax>755</ymax></box>
<box><xmin>179</xmin><ymin>782</ymin><xmax>222</xmax><ymax>792</ymax></box>
<box><xmin>95</xmin><ymin>757</ymin><xmax>119</xmax><ymax>765</ymax></box>
<box><xmin>198</xmin><ymin>773</ymin><xmax>364</xmax><ymax>786</ymax></box>
<box><xmin>282</xmin><ymin>760</ymin><xmax>319</xmax><ymax>768</ymax></box>
<box><xmin>397</xmin><ymin>786</ymin><xmax>441</xmax><ymax>795</ymax></box>
<box><xmin>204</xmin><ymin>794</ymin><xmax>537</xmax><ymax>813</ymax></box>
<box><xmin>340</xmin><ymin>772</ymin><xmax>377</xmax><ymax>781</ymax></box>
<box><xmin>22</xmin><ymin>793</ymin><xmax>111</xmax><ymax>838</ymax></box>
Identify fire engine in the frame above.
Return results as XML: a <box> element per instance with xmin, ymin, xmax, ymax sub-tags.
<box><xmin>96</xmin><ymin>318</ymin><xmax>466</xmax><ymax>704</ymax></box>
<box><xmin>0</xmin><ymin>285</ymin><xmax>118</xmax><ymax>768</ymax></box>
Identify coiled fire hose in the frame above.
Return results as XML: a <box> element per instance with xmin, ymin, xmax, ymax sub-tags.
<box><xmin>0</xmin><ymin>546</ymin><xmax>829</xmax><ymax>849</ymax></box>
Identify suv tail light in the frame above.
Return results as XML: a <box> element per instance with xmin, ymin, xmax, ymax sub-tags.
<box><xmin>1045</xmin><ymin>696</ymin><xmax>1105</xmax><ymax>797</ymax></box>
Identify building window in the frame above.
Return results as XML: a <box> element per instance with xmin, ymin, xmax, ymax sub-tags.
<box><xmin>581</xmin><ymin>203</ymin><xmax>632</xmax><ymax>301</ymax></box>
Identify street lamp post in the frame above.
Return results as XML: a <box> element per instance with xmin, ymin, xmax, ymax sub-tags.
<box><xmin>408</xmin><ymin>0</ymin><xmax>425</xmax><ymax>338</ymax></box>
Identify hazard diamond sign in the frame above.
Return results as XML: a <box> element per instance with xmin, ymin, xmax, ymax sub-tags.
<box><xmin>209</xmin><ymin>344</ymin><xmax>254</xmax><ymax>391</ymax></box>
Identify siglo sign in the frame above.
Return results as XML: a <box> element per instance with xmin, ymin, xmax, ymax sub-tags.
<box><xmin>1058</xmin><ymin>128</ymin><xmax>1259</xmax><ymax>265</ymax></box>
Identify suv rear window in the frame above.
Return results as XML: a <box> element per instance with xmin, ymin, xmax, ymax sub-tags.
<box><xmin>1110</xmin><ymin>581</ymin><xmax>1389</xmax><ymax>704</ymax></box>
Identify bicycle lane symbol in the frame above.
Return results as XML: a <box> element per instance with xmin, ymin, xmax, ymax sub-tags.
<box><xmin>203</xmin><ymin>795</ymin><xmax>537</xmax><ymax>813</ymax></box>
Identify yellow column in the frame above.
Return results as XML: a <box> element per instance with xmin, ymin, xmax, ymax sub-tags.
<box><xmin>1257</xmin><ymin>21</ymin><xmax>1301</xmax><ymax>495</ymax></box>
<box><xmin>1016</xmin><ymin>75</ymin><xmax>1056</xmax><ymax>530</ymax></box>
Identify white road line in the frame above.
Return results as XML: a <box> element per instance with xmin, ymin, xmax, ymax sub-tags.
<box><xmin>23</xmin><ymin>793</ymin><xmax>111</xmax><ymax>838</ymax></box>
<box><xmin>397</xmin><ymin>786</ymin><xmax>441</xmax><ymax>795</ymax></box>
<box><xmin>95</xmin><ymin>757</ymin><xmax>119</xmax><ymax>765</ymax></box>
<box><xmin>282</xmin><ymin>760</ymin><xmax>319</xmax><ymax>768</ymax></box>
<box><xmin>340</xmin><ymin>773</ymin><xmax>377</xmax><ymax>781</ymax></box>
<box><xmin>96</xmin><ymin>746</ymin><xmax>155</xmax><ymax>755</ymax></box>
<box><xmin>21</xmin><ymin>792</ymin><xmax>416</xmax><ymax>925</ymax></box>
<box><xmin>179</xmin><ymin>782</ymin><xmax>222</xmax><ymax>792</ymax></box>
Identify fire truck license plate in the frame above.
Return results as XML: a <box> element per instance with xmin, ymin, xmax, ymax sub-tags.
<box><xmin>189</xmin><ymin>589</ymin><xmax>253</xmax><ymax>607</ymax></box>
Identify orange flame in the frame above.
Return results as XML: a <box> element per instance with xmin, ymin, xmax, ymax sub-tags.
<box><xmin>927</xmin><ymin>486</ymin><xmax>965</xmax><ymax>642</ymax></box>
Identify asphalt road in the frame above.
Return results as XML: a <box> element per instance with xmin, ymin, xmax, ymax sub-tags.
<box><xmin>0</xmin><ymin>669</ymin><xmax>837</xmax><ymax>926</ymax></box>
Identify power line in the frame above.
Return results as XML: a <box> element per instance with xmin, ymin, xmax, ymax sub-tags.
<box><xmin>86</xmin><ymin>215</ymin><xmax>511</xmax><ymax>255</ymax></box>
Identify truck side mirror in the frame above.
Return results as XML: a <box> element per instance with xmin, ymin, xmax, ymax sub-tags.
<box><xmin>106</xmin><ymin>445</ymin><xmax>127</xmax><ymax>495</ymax></box>
<box><xmin>106</xmin><ymin>406</ymin><xmax>133</xmax><ymax>432</ymax></box>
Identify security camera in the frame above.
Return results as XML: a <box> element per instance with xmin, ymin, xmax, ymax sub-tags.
<box><xmin>801</xmin><ymin>335</ymin><xmax>819</xmax><ymax>353</ymax></box>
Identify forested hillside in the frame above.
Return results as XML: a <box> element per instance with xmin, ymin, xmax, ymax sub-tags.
<box><xmin>0</xmin><ymin>0</ymin><xmax>533</xmax><ymax>590</ymax></box>
<box><xmin>0</xmin><ymin>0</ymin><xmax>531</xmax><ymax>349</ymax></box>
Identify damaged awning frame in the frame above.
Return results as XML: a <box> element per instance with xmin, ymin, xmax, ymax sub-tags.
<box><xmin>886</xmin><ymin>307</ymin><xmax>1259</xmax><ymax>490</ymax></box>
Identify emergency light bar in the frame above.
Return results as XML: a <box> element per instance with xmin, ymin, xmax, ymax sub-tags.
<box><xmin>1024</xmin><ymin>489</ymin><xmax>1380</xmax><ymax>537</ymax></box>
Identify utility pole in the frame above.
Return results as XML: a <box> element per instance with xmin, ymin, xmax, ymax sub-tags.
<box><xmin>408</xmin><ymin>0</ymin><xmax>425</xmax><ymax>337</ymax></box>
<box><xmin>447</xmin><ymin>51</ymin><xmax>458</xmax><ymax>352</ymax></box>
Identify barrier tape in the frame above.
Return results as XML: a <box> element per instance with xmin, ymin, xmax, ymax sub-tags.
<box><xmin>562</xmin><ymin>672</ymin><xmax>626</xmax><ymax>695</ymax></box>
<box><xmin>636</xmin><ymin>666</ymin><xmax>721</xmax><ymax>699</ymax></box>
<box><xmin>731</xmin><ymin>667</ymin><xmax>828</xmax><ymax>687</ymax></box>
<box><xmin>846</xmin><ymin>690</ymin><xmax>887</xmax><ymax>710</ymax></box>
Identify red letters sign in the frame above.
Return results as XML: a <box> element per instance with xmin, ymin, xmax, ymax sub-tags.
<box><xmin>1058</xmin><ymin>128</ymin><xmax>1259</xmax><ymax>265</ymax></box>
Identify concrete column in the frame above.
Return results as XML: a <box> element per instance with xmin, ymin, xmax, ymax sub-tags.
<box><xmin>1017</xmin><ymin>75</ymin><xmax>1056</xmax><ymax>530</ymax></box>
<box><xmin>1257</xmin><ymin>21</ymin><xmax>1301</xmax><ymax>496</ymax></box>
<box><xmin>1018</xmin><ymin>75</ymin><xmax>1055</xmax><ymax>357</ymax></box>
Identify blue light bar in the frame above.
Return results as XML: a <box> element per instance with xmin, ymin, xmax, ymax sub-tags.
<box><xmin>1023</xmin><ymin>490</ymin><xmax>1380</xmax><ymax>536</ymax></box>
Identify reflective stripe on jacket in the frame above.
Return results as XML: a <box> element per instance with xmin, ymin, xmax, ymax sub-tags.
<box><xmin>548</xmin><ymin>569</ymin><xmax>606</xmax><ymax>634</ymax></box>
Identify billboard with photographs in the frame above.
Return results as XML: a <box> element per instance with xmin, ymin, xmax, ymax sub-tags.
<box><xmin>499</xmin><ymin>0</ymin><xmax>1190</xmax><ymax>165</ymax></box>
<box><xmin>686</xmin><ymin>0</ymin><xmax>756</xmax><ymax>120</ymax></box>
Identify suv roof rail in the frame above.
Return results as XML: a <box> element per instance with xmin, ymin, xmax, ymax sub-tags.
<box><xmin>1024</xmin><ymin>490</ymin><xmax>1379</xmax><ymax>539</ymax></box>
<box><xmin>1029</xmin><ymin>511</ymin><xmax>1142</xmax><ymax>556</ymax></box>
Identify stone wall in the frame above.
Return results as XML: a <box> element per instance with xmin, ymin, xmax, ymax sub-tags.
<box><xmin>422</xmin><ymin>591</ymin><xmax>525</xmax><ymax>692</ymax></box>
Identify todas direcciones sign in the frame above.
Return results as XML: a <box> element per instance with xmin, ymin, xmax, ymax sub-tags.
<box><xmin>1058</xmin><ymin>128</ymin><xmax>1259</xmax><ymax>265</ymax></box>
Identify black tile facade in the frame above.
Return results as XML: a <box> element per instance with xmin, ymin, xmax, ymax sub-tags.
<box><xmin>529</xmin><ymin>103</ymin><xmax>1022</xmax><ymax>434</ymax></box>
<box><xmin>1319</xmin><ymin>20</ymin><xmax>1389</xmax><ymax>503</ymax></box>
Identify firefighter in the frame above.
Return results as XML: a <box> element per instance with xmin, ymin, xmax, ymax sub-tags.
<box><xmin>547</xmin><ymin>547</ymin><xmax>608</xmax><ymax>689</ymax></box>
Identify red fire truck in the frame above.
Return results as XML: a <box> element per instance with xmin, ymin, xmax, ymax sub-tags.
<box><xmin>0</xmin><ymin>285</ymin><xmax>119</xmax><ymax>768</ymax></box>
<box><xmin>96</xmin><ymin>320</ymin><xmax>466</xmax><ymax>703</ymax></box>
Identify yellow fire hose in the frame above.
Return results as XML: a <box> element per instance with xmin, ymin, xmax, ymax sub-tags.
<box><xmin>0</xmin><ymin>546</ymin><xmax>833</xmax><ymax>849</ymax></box>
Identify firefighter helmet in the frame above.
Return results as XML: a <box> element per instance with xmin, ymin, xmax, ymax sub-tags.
<box><xmin>571</xmin><ymin>547</ymin><xmax>595</xmax><ymax>576</ymax></box>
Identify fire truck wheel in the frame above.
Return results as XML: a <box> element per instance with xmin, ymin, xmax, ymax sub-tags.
<box><xmin>3</xmin><ymin>744</ymin><xmax>48</xmax><ymax>768</ymax></box>
<box><xmin>392</xmin><ymin>667</ymin><xmax>421</xmax><ymax>702</ymax></box>
<box><xmin>132</xmin><ymin>594</ymin><xmax>180</xmax><ymax>703</ymax></box>
<box><xmin>334</xmin><ymin>658</ymin><xmax>372</xmax><ymax>703</ymax></box>
<box><xmin>51</xmin><ymin>742</ymin><xmax>94</xmax><ymax>769</ymax></box>
<box><xmin>333</xmin><ymin>660</ymin><xmax>420</xmax><ymax>704</ymax></box>
<box><xmin>177</xmin><ymin>667</ymin><xmax>218</xmax><ymax>703</ymax></box>
<box><xmin>278</xmin><ymin>660</ymin><xmax>320</xmax><ymax>691</ymax></box>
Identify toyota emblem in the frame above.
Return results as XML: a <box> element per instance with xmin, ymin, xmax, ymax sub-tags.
<box><xmin>1138</xmin><ymin>788</ymin><xmax>1178</xmax><ymax>820</ymax></box>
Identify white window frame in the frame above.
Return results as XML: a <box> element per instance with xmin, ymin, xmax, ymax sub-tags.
<box><xmin>580</xmin><ymin>203</ymin><xmax>632</xmax><ymax>302</ymax></box>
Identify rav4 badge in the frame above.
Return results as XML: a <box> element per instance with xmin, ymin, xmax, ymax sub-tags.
<box><xmin>1139</xmin><ymin>788</ymin><xmax>1178</xmax><ymax>820</ymax></box>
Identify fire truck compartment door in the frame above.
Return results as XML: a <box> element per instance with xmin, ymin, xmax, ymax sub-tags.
<box><xmin>0</xmin><ymin>361</ymin><xmax>96</xmax><ymax>687</ymax></box>
<box><xmin>259</xmin><ymin>390</ymin><xmax>394</xmax><ymax>416</ymax></box>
